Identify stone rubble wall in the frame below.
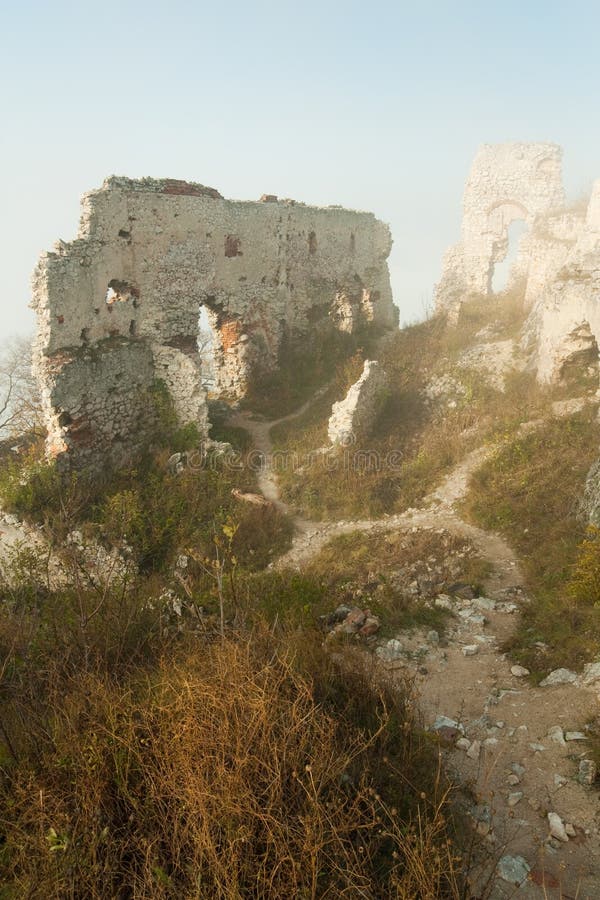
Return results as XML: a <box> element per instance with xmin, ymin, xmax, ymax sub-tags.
<box><xmin>433</xmin><ymin>144</ymin><xmax>600</xmax><ymax>388</ymax></box>
<box><xmin>328</xmin><ymin>360</ymin><xmax>389</xmax><ymax>446</ymax></box>
<box><xmin>435</xmin><ymin>143</ymin><xmax>565</xmax><ymax>315</ymax></box>
<box><xmin>32</xmin><ymin>178</ymin><xmax>397</xmax><ymax>470</ymax></box>
<box><xmin>434</xmin><ymin>145</ymin><xmax>600</xmax><ymax>522</ymax></box>
<box><xmin>524</xmin><ymin>181</ymin><xmax>600</xmax><ymax>382</ymax></box>
<box><xmin>39</xmin><ymin>339</ymin><xmax>159</xmax><ymax>470</ymax></box>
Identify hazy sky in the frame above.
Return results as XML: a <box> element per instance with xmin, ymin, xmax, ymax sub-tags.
<box><xmin>2</xmin><ymin>0</ymin><xmax>600</xmax><ymax>341</ymax></box>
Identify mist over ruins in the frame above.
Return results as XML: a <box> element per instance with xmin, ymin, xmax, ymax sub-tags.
<box><xmin>0</xmin><ymin>140</ymin><xmax>593</xmax><ymax>895</ymax></box>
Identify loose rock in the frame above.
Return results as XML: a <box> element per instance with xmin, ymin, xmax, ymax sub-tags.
<box><xmin>565</xmin><ymin>731</ymin><xmax>587</xmax><ymax>741</ymax></box>
<box><xmin>547</xmin><ymin>725</ymin><xmax>566</xmax><ymax>746</ymax></box>
<box><xmin>548</xmin><ymin>812</ymin><xmax>569</xmax><ymax>843</ymax></box>
<box><xmin>581</xmin><ymin>661</ymin><xmax>600</xmax><ymax>685</ymax></box>
<box><xmin>511</xmin><ymin>664</ymin><xmax>530</xmax><ymax>677</ymax></box>
<box><xmin>375</xmin><ymin>638</ymin><xmax>404</xmax><ymax>662</ymax></box>
<box><xmin>467</xmin><ymin>740</ymin><xmax>481</xmax><ymax>760</ymax></box>
<box><xmin>578</xmin><ymin>759</ymin><xmax>597</xmax><ymax>786</ymax></box>
<box><xmin>497</xmin><ymin>854</ymin><xmax>531</xmax><ymax>885</ymax></box>
<box><xmin>540</xmin><ymin>668</ymin><xmax>578</xmax><ymax>687</ymax></box>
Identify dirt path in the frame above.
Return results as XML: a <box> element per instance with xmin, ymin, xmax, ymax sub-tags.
<box><xmin>228</xmin><ymin>398</ymin><xmax>600</xmax><ymax>898</ymax></box>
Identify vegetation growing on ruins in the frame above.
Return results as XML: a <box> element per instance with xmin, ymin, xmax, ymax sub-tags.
<box><xmin>272</xmin><ymin>291</ymin><xmax>554</xmax><ymax>520</ymax></box>
<box><xmin>5</xmin><ymin>278</ymin><xmax>600</xmax><ymax>893</ymax></box>
<box><xmin>243</xmin><ymin>323</ymin><xmax>378</xmax><ymax>419</ymax></box>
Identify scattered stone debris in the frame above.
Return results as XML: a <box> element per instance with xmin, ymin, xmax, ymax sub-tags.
<box><xmin>578</xmin><ymin>759</ymin><xmax>597</xmax><ymax>785</ymax></box>
<box><xmin>423</xmin><ymin>373</ymin><xmax>468</xmax><ymax>408</ymax></box>
<box><xmin>375</xmin><ymin>638</ymin><xmax>404</xmax><ymax>663</ymax></box>
<box><xmin>324</xmin><ymin>605</ymin><xmax>381</xmax><ymax>639</ymax></box>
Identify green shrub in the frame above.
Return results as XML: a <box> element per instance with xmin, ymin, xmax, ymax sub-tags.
<box><xmin>464</xmin><ymin>409</ymin><xmax>600</xmax><ymax>672</ymax></box>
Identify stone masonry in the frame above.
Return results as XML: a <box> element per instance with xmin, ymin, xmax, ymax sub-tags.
<box><xmin>328</xmin><ymin>360</ymin><xmax>389</xmax><ymax>446</ymax></box>
<box><xmin>524</xmin><ymin>180</ymin><xmax>600</xmax><ymax>382</ymax></box>
<box><xmin>434</xmin><ymin>142</ymin><xmax>600</xmax><ymax>520</ymax></box>
<box><xmin>434</xmin><ymin>143</ymin><xmax>600</xmax><ymax>386</ymax></box>
<box><xmin>435</xmin><ymin>143</ymin><xmax>565</xmax><ymax>316</ymax></box>
<box><xmin>32</xmin><ymin>178</ymin><xmax>397</xmax><ymax>470</ymax></box>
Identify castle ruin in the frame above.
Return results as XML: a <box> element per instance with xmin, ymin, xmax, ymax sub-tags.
<box><xmin>32</xmin><ymin>178</ymin><xmax>397</xmax><ymax>470</ymax></box>
<box><xmin>436</xmin><ymin>142</ymin><xmax>600</xmax><ymax>386</ymax></box>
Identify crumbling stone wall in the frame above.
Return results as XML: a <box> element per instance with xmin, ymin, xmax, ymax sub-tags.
<box><xmin>32</xmin><ymin>177</ymin><xmax>397</xmax><ymax>470</ymax></box>
<box><xmin>435</xmin><ymin>143</ymin><xmax>565</xmax><ymax>316</ymax></box>
<box><xmin>434</xmin><ymin>144</ymin><xmax>600</xmax><ymax>521</ymax></box>
<box><xmin>524</xmin><ymin>180</ymin><xmax>600</xmax><ymax>383</ymax></box>
<box><xmin>328</xmin><ymin>360</ymin><xmax>389</xmax><ymax>446</ymax></box>
<box><xmin>433</xmin><ymin>142</ymin><xmax>600</xmax><ymax>386</ymax></box>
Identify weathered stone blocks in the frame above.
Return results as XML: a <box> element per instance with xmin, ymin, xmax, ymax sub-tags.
<box><xmin>328</xmin><ymin>360</ymin><xmax>389</xmax><ymax>446</ymax></box>
<box><xmin>32</xmin><ymin>177</ymin><xmax>397</xmax><ymax>470</ymax></box>
<box><xmin>435</xmin><ymin>143</ymin><xmax>565</xmax><ymax>315</ymax></box>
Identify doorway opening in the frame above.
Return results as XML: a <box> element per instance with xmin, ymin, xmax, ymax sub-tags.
<box><xmin>491</xmin><ymin>219</ymin><xmax>527</xmax><ymax>294</ymax></box>
<box><xmin>198</xmin><ymin>305</ymin><xmax>217</xmax><ymax>394</ymax></box>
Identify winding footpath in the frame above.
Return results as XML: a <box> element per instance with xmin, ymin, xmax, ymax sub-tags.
<box><xmin>229</xmin><ymin>397</ymin><xmax>600</xmax><ymax>899</ymax></box>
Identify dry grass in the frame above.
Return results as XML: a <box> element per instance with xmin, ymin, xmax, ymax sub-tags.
<box><xmin>0</xmin><ymin>621</ymin><xmax>466</xmax><ymax>898</ymax></box>
<box><xmin>303</xmin><ymin>529</ymin><xmax>491</xmax><ymax>636</ymax></box>
<box><xmin>243</xmin><ymin>326</ymin><xmax>379</xmax><ymax>419</ymax></box>
<box><xmin>463</xmin><ymin>408</ymin><xmax>600</xmax><ymax>674</ymax></box>
<box><xmin>271</xmin><ymin>296</ymin><xmax>556</xmax><ymax>521</ymax></box>
<box><xmin>439</xmin><ymin>284</ymin><xmax>529</xmax><ymax>357</ymax></box>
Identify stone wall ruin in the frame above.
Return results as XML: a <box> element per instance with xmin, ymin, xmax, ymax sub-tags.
<box><xmin>328</xmin><ymin>360</ymin><xmax>389</xmax><ymax>446</ymax></box>
<box><xmin>523</xmin><ymin>180</ymin><xmax>600</xmax><ymax>383</ymax></box>
<box><xmin>434</xmin><ymin>142</ymin><xmax>600</xmax><ymax>387</ymax></box>
<box><xmin>435</xmin><ymin>143</ymin><xmax>565</xmax><ymax>315</ymax></box>
<box><xmin>32</xmin><ymin>177</ymin><xmax>397</xmax><ymax>470</ymax></box>
<box><xmin>435</xmin><ymin>142</ymin><xmax>600</xmax><ymax>520</ymax></box>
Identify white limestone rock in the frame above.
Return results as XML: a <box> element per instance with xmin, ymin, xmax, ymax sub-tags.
<box><xmin>547</xmin><ymin>812</ymin><xmax>569</xmax><ymax>843</ymax></box>
<box><xmin>328</xmin><ymin>360</ymin><xmax>389</xmax><ymax>446</ymax></box>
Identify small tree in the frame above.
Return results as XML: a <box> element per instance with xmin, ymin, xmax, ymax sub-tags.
<box><xmin>0</xmin><ymin>335</ymin><xmax>43</xmax><ymax>439</ymax></box>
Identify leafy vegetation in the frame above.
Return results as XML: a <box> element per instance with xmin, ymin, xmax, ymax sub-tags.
<box><xmin>0</xmin><ymin>372</ymin><xmax>476</xmax><ymax>897</ymax></box>
<box><xmin>463</xmin><ymin>409</ymin><xmax>600</xmax><ymax>674</ymax></box>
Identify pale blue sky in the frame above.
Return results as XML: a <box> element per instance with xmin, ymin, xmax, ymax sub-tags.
<box><xmin>2</xmin><ymin>0</ymin><xmax>600</xmax><ymax>339</ymax></box>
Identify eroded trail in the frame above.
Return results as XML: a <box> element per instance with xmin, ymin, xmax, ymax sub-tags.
<box><xmin>229</xmin><ymin>399</ymin><xmax>600</xmax><ymax>898</ymax></box>
<box><xmin>228</xmin><ymin>405</ymin><xmax>520</xmax><ymax>585</ymax></box>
